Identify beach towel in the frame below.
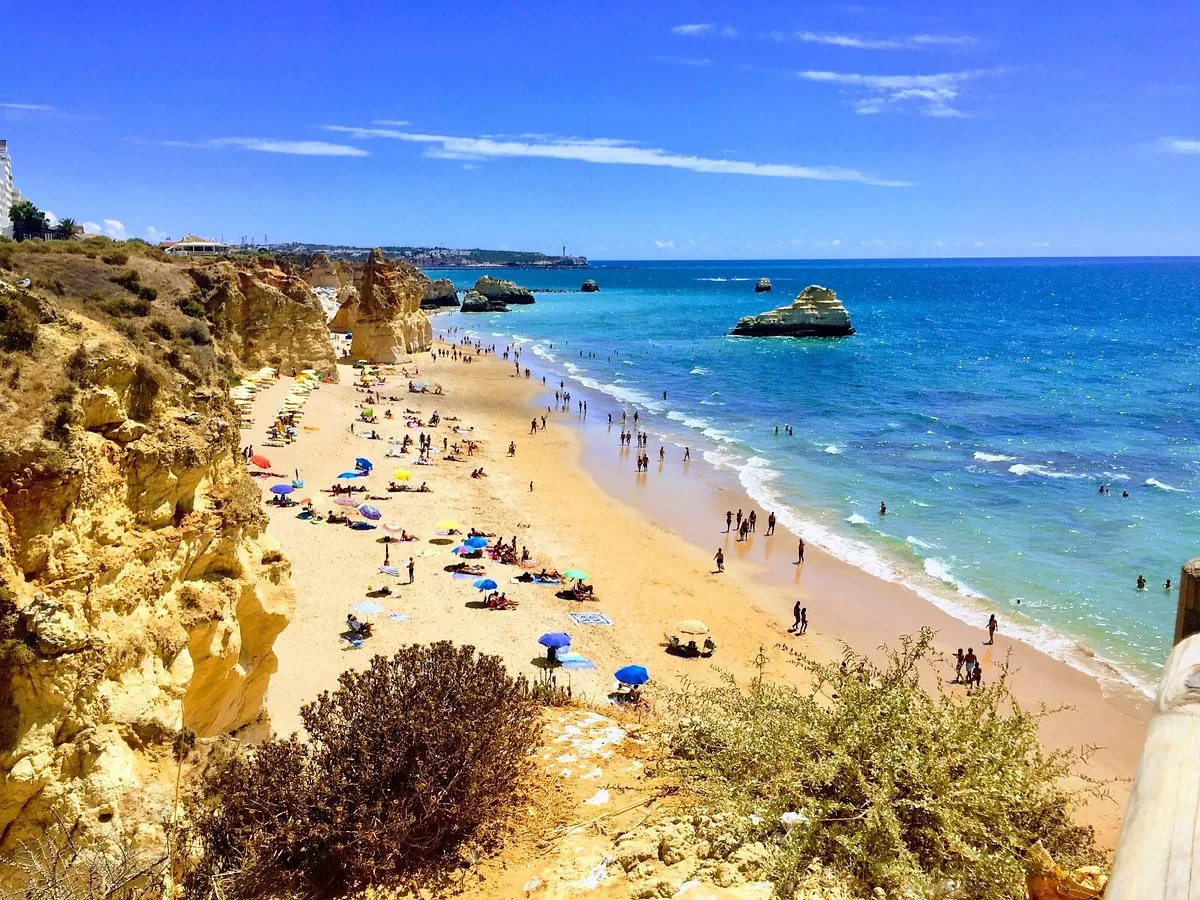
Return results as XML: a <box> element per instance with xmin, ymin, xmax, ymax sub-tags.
<box><xmin>557</xmin><ymin>651</ymin><xmax>596</xmax><ymax>670</ymax></box>
<box><xmin>387</xmin><ymin>612</ymin><xmax>411</xmax><ymax>622</ymax></box>
<box><xmin>378</xmin><ymin>565</ymin><xmax>400</xmax><ymax>577</ymax></box>
<box><xmin>567</xmin><ymin>612</ymin><xmax>613</xmax><ymax>627</ymax></box>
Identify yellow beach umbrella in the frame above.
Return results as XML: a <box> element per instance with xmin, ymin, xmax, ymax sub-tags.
<box><xmin>436</xmin><ymin>519</ymin><xmax>462</xmax><ymax>530</ymax></box>
<box><xmin>392</xmin><ymin>470</ymin><xmax>410</xmax><ymax>480</ymax></box>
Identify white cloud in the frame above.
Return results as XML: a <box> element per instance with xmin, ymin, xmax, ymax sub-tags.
<box><xmin>82</xmin><ymin>221</ymin><xmax>101</xmax><ymax>234</ymax></box>
<box><xmin>43</xmin><ymin>210</ymin><xmax>59</xmax><ymax>227</ymax></box>
<box><xmin>160</xmin><ymin>137</ymin><xmax>369</xmax><ymax>156</ymax></box>
<box><xmin>103</xmin><ymin>219</ymin><xmax>127</xmax><ymax>240</ymax></box>
<box><xmin>800</xmin><ymin>32</ymin><xmax>901</xmax><ymax>49</ymax></box>
<box><xmin>798</xmin><ymin>68</ymin><xmax>998</xmax><ymax>117</ymax></box>
<box><xmin>1163</xmin><ymin>138</ymin><xmax>1200</xmax><ymax>154</ymax></box>
<box><xmin>783</xmin><ymin>31</ymin><xmax>977</xmax><ymax>50</ymax></box>
<box><xmin>672</xmin><ymin>23</ymin><xmax>712</xmax><ymax>36</ymax></box>
<box><xmin>322</xmin><ymin>125</ymin><xmax>911</xmax><ymax>186</ymax></box>
<box><xmin>0</xmin><ymin>102</ymin><xmax>55</xmax><ymax>111</ymax></box>
<box><xmin>653</xmin><ymin>55</ymin><xmax>715</xmax><ymax>67</ymax></box>
<box><xmin>371</xmin><ymin>119</ymin><xmax>410</xmax><ymax>126</ymax></box>
<box><xmin>654</xmin><ymin>240</ymin><xmax>675</xmax><ymax>249</ymax></box>
<box><xmin>146</xmin><ymin>225</ymin><xmax>167</xmax><ymax>242</ymax></box>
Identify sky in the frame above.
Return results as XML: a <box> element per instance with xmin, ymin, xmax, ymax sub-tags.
<box><xmin>3</xmin><ymin>0</ymin><xmax>1198</xmax><ymax>259</ymax></box>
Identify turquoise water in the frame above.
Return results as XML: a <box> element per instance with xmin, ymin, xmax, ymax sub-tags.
<box><xmin>435</xmin><ymin>259</ymin><xmax>1200</xmax><ymax>690</ymax></box>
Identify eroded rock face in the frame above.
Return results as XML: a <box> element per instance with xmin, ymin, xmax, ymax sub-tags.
<box><xmin>302</xmin><ymin>251</ymin><xmax>340</xmax><ymax>289</ymax></box>
<box><xmin>349</xmin><ymin>248</ymin><xmax>433</xmax><ymax>363</ymax></box>
<box><xmin>581</xmin><ymin>279</ymin><xmax>600</xmax><ymax>293</ymax></box>
<box><xmin>421</xmin><ymin>278</ymin><xmax>460</xmax><ymax>309</ymax></box>
<box><xmin>203</xmin><ymin>262</ymin><xmax>339</xmax><ymax>379</ymax></box>
<box><xmin>460</xmin><ymin>290</ymin><xmax>508</xmax><ymax>313</ymax></box>
<box><xmin>731</xmin><ymin>284</ymin><xmax>854</xmax><ymax>337</ymax></box>
<box><xmin>328</xmin><ymin>284</ymin><xmax>359</xmax><ymax>332</ymax></box>
<box><xmin>473</xmin><ymin>276</ymin><xmax>534</xmax><ymax>305</ymax></box>
<box><xmin>755</xmin><ymin>278</ymin><xmax>772</xmax><ymax>293</ymax></box>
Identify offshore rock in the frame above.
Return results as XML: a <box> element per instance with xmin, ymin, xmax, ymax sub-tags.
<box><xmin>473</xmin><ymin>275</ymin><xmax>535</xmax><ymax>305</ymax></box>
<box><xmin>420</xmin><ymin>278</ymin><xmax>460</xmax><ymax>309</ymax></box>
<box><xmin>755</xmin><ymin>278</ymin><xmax>772</xmax><ymax>293</ymax></box>
<box><xmin>460</xmin><ymin>290</ymin><xmax>508</xmax><ymax>313</ymax></box>
<box><xmin>581</xmin><ymin>279</ymin><xmax>600</xmax><ymax>292</ymax></box>
<box><xmin>730</xmin><ymin>284</ymin><xmax>854</xmax><ymax>338</ymax></box>
<box><xmin>349</xmin><ymin>248</ymin><xmax>433</xmax><ymax>362</ymax></box>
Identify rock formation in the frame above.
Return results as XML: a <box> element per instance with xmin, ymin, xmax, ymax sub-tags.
<box><xmin>460</xmin><ymin>290</ymin><xmax>508</xmax><ymax>313</ymax></box>
<box><xmin>755</xmin><ymin>278</ymin><xmax>772</xmax><ymax>293</ymax></box>
<box><xmin>201</xmin><ymin>263</ymin><xmax>339</xmax><ymax>379</ymax></box>
<box><xmin>473</xmin><ymin>276</ymin><xmax>535</xmax><ymax>305</ymax></box>
<box><xmin>328</xmin><ymin>284</ymin><xmax>359</xmax><ymax>332</ymax></box>
<box><xmin>581</xmin><ymin>279</ymin><xmax>600</xmax><ymax>293</ymax></box>
<box><xmin>420</xmin><ymin>278</ymin><xmax>460</xmax><ymax>309</ymax></box>
<box><xmin>349</xmin><ymin>248</ymin><xmax>433</xmax><ymax>362</ymax></box>
<box><xmin>731</xmin><ymin>285</ymin><xmax>854</xmax><ymax>337</ymax></box>
<box><xmin>0</xmin><ymin>278</ymin><xmax>295</xmax><ymax>858</ymax></box>
<box><xmin>302</xmin><ymin>251</ymin><xmax>340</xmax><ymax>289</ymax></box>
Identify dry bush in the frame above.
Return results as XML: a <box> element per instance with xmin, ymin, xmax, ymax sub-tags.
<box><xmin>0</xmin><ymin>292</ymin><xmax>38</xmax><ymax>352</ymax></box>
<box><xmin>184</xmin><ymin>642</ymin><xmax>542</xmax><ymax>898</ymax></box>
<box><xmin>664</xmin><ymin>629</ymin><xmax>1105</xmax><ymax>900</ymax></box>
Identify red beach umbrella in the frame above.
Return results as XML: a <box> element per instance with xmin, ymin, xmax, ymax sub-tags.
<box><xmin>250</xmin><ymin>454</ymin><xmax>271</xmax><ymax>469</ymax></box>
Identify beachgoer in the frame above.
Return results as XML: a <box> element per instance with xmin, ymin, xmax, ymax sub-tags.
<box><xmin>790</xmin><ymin>601</ymin><xmax>802</xmax><ymax>632</ymax></box>
<box><xmin>986</xmin><ymin>614</ymin><xmax>997</xmax><ymax>645</ymax></box>
<box><xmin>969</xmin><ymin>663</ymin><xmax>983</xmax><ymax>692</ymax></box>
<box><xmin>954</xmin><ymin>648</ymin><xmax>965</xmax><ymax>682</ymax></box>
<box><xmin>879</xmin><ymin>501</ymin><xmax>887</xmax><ymax>516</ymax></box>
<box><xmin>736</xmin><ymin>509</ymin><xmax>743</xmax><ymax>531</ymax></box>
<box><xmin>1166</xmin><ymin>578</ymin><xmax>1173</xmax><ymax>591</ymax></box>
<box><xmin>799</xmin><ymin>607</ymin><xmax>808</xmax><ymax>635</ymax></box>
<box><xmin>408</xmin><ymin>557</ymin><xmax>415</xmax><ymax>584</ymax></box>
<box><xmin>748</xmin><ymin>510</ymin><xmax>756</xmax><ymax>533</ymax></box>
<box><xmin>725</xmin><ymin>510</ymin><xmax>733</xmax><ymax>533</ymax></box>
<box><xmin>963</xmin><ymin>647</ymin><xmax>977</xmax><ymax>682</ymax></box>
<box><xmin>714</xmin><ymin>548</ymin><xmax>724</xmax><ymax>573</ymax></box>
<box><xmin>1137</xmin><ymin>574</ymin><xmax>1147</xmax><ymax>591</ymax></box>
<box><xmin>684</xmin><ymin>447</ymin><xmax>690</xmax><ymax>461</ymax></box>
<box><xmin>767</xmin><ymin>512</ymin><xmax>776</xmax><ymax>535</ymax></box>
<box><xmin>797</xmin><ymin>538</ymin><xmax>805</xmax><ymax>564</ymax></box>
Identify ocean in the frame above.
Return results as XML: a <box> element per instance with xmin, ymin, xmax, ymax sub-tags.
<box><xmin>433</xmin><ymin>258</ymin><xmax>1200</xmax><ymax>692</ymax></box>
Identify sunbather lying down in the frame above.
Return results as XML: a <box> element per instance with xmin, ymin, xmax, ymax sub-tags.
<box><xmin>515</xmin><ymin>568</ymin><xmax>561</xmax><ymax>583</ymax></box>
<box><xmin>446</xmin><ymin>563</ymin><xmax>486</xmax><ymax>576</ymax></box>
<box><xmin>484</xmin><ymin>592</ymin><xmax>518</xmax><ymax>610</ymax></box>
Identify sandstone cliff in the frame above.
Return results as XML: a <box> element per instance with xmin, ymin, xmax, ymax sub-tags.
<box><xmin>328</xmin><ymin>284</ymin><xmax>359</xmax><ymax>332</ymax></box>
<box><xmin>473</xmin><ymin>276</ymin><xmax>535</xmax><ymax>305</ymax></box>
<box><xmin>731</xmin><ymin>284</ymin><xmax>854</xmax><ymax>337</ymax></box>
<box><xmin>420</xmin><ymin>278</ymin><xmax>460</xmax><ymax>309</ymax></box>
<box><xmin>302</xmin><ymin>251</ymin><xmax>340</xmax><ymax>289</ymax></box>
<box><xmin>349</xmin><ymin>249</ymin><xmax>433</xmax><ymax>363</ymax></box>
<box><xmin>0</xmin><ymin>269</ymin><xmax>295</xmax><ymax>859</ymax></box>
<box><xmin>200</xmin><ymin>262</ymin><xmax>339</xmax><ymax>379</ymax></box>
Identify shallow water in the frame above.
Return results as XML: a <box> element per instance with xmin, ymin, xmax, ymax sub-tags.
<box><xmin>435</xmin><ymin>258</ymin><xmax>1200</xmax><ymax>689</ymax></box>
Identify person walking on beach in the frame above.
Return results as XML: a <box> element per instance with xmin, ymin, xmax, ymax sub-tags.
<box><xmin>790</xmin><ymin>601</ymin><xmax>802</xmax><ymax>632</ymax></box>
<box><xmin>954</xmin><ymin>648</ymin><xmax>965</xmax><ymax>682</ymax></box>
<box><xmin>985</xmin><ymin>614</ymin><xmax>997</xmax><ymax>645</ymax></box>
<box><xmin>968</xmin><ymin>662</ymin><xmax>983</xmax><ymax>693</ymax></box>
<box><xmin>766</xmin><ymin>512</ymin><xmax>776</xmax><ymax>535</ymax></box>
<box><xmin>725</xmin><ymin>510</ymin><xmax>733</xmax><ymax>533</ymax></box>
<box><xmin>407</xmin><ymin>557</ymin><xmax>415</xmax><ymax>584</ymax></box>
<box><xmin>748</xmin><ymin>510</ymin><xmax>757</xmax><ymax>533</ymax></box>
<box><xmin>659</xmin><ymin>446</ymin><xmax>665</xmax><ymax>462</ymax></box>
<box><xmin>963</xmin><ymin>647</ymin><xmax>978</xmax><ymax>685</ymax></box>
<box><xmin>736</xmin><ymin>509</ymin><xmax>743</xmax><ymax>531</ymax></box>
<box><xmin>714</xmin><ymin>548</ymin><xmax>724</xmax><ymax>573</ymax></box>
<box><xmin>797</xmin><ymin>538</ymin><xmax>805</xmax><ymax>564</ymax></box>
<box><xmin>530</xmin><ymin>418</ymin><xmax>538</xmax><ymax>434</ymax></box>
<box><xmin>799</xmin><ymin>607</ymin><xmax>808</xmax><ymax>635</ymax></box>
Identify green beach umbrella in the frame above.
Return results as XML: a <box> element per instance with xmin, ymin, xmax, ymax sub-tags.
<box><xmin>563</xmin><ymin>569</ymin><xmax>588</xmax><ymax>581</ymax></box>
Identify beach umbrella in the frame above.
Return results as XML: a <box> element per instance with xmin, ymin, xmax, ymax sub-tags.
<box><xmin>355</xmin><ymin>457</ymin><xmax>373</xmax><ymax>471</ymax></box>
<box><xmin>538</xmin><ymin>632</ymin><xmax>572</xmax><ymax>649</ymax></box>
<box><xmin>562</xmin><ymin>569</ymin><xmax>589</xmax><ymax>581</ymax></box>
<box><xmin>362</xmin><ymin>408</ymin><xmax>374</xmax><ymax>417</ymax></box>
<box><xmin>269</xmin><ymin>484</ymin><xmax>294</xmax><ymax>495</ymax></box>
<box><xmin>614</xmin><ymin>665</ymin><xmax>650</xmax><ymax>686</ymax></box>
<box><xmin>392</xmin><ymin>470</ymin><xmax>411</xmax><ymax>480</ymax></box>
<box><xmin>676</xmin><ymin>619</ymin><xmax>709</xmax><ymax>635</ymax></box>
<box><xmin>250</xmin><ymin>454</ymin><xmax>271</xmax><ymax>469</ymax></box>
<box><xmin>464</xmin><ymin>536</ymin><xmax>489</xmax><ymax>549</ymax></box>
<box><xmin>335</xmin><ymin>496</ymin><xmax>359</xmax><ymax>507</ymax></box>
<box><xmin>359</xmin><ymin>505</ymin><xmax>382</xmax><ymax>520</ymax></box>
<box><xmin>437</xmin><ymin>519</ymin><xmax>463</xmax><ymax>531</ymax></box>
<box><xmin>336</xmin><ymin>471</ymin><xmax>361</xmax><ymax>479</ymax></box>
<box><xmin>383</xmin><ymin>522</ymin><xmax>404</xmax><ymax>533</ymax></box>
<box><xmin>353</xmin><ymin>600</ymin><xmax>384</xmax><ymax>616</ymax></box>
<box><xmin>473</xmin><ymin>578</ymin><xmax>498</xmax><ymax>591</ymax></box>
<box><xmin>378</xmin><ymin>535</ymin><xmax>399</xmax><ymax>544</ymax></box>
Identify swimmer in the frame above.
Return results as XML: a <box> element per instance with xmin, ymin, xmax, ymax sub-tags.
<box><xmin>879</xmin><ymin>501</ymin><xmax>887</xmax><ymax>516</ymax></box>
<box><xmin>1137</xmin><ymin>574</ymin><xmax>1147</xmax><ymax>591</ymax></box>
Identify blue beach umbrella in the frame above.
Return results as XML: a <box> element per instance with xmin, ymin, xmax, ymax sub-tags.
<box><xmin>538</xmin><ymin>632</ymin><xmax>572</xmax><ymax>649</ymax></box>
<box><xmin>269</xmin><ymin>484</ymin><xmax>295</xmax><ymax>495</ymax></box>
<box><xmin>355</xmin><ymin>457</ymin><xmax>373</xmax><ymax>471</ymax></box>
<box><xmin>464</xmin><ymin>536</ymin><xmax>489</xmax><ymax>549</ymax></box>
<box><xmin>336</xmin><ymin>471</ymin><xmax>361</xmax><ymax>479</ymax></box>
<box><xmin>473</xmin><ymin>578</ymin><xmax>498</xmax><ymax>591</ymax></box>
<box><xmin>359</xmin><ymin>505</ymin><xmax>382</xmax><ymax>520</ymax></box>
<box><xmin>614</xmin><ymin>665</ymin><xmax>650</xmax><ymax>686</ymax></box>
<box><xmin>353</xmin><ymin>600</ymin><xmax>384</xmax><ymax>616</ymax></box>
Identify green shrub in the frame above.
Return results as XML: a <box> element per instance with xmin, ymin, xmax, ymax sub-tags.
<box><xmin>148</xmin><ymin>320</ymin><xmax>174</xmax><ymax>340</ymax></box>
<box><xmin>0</xmin><ymin>293</ymin><xmax>38</xmax><ymax>352</ymax></box>
<box><xmin>664</xmin><ymin>630</ymin><xmax>1103</xmax><ymax>900</ymax></box>
<box><xmin>101</xmin><ymin>251</ymin><xmax>129</xmax><ymax>266</ymax></box>
<box><xmin>65</xmin><ymin>346</ymin><xmax>91</xmax><ymax>385</ymax></box>
<box><xmin>136</xmin><ymin>286</ymin><xmax>157</xmax><ymax>302</ymax></box>
<box><xmin>185</xmin><ymin>642</ymin><xmax>542</xmax><ymax>897</ymax></box>
<box><xmin>109</xmin><ymin>269</ymin><xmax>142</xmax><ymax>293</ymax></box>
<box><xmin>43</xmin><ymin>402</ymin><xmax>76</xmax><ymax>442</ymax></box>
<box><xmin>179</xmin><ymin>320</ymin><xmax>211</xmax><ymax>345</ymax></box>
<box><xmin>178</xmin><ymin>295</ymin><xmax>206</xmax><ymax>319</ymax></box>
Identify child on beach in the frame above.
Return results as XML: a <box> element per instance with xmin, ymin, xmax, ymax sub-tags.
<box><xmin>714</xmin><ymin>548</ymin><xmax>724</xmax><ymax>573</ymax></box>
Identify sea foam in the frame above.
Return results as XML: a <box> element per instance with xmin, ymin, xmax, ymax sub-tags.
<box><xmin>974</xmin><ymin>451</ymin><xmax>1016</xmax><ymax>462</ymax></box>
<box><xmin>1146</xmin><ymin>477</ymin><xmax>1186</xmax><ymax>492</ymax></box>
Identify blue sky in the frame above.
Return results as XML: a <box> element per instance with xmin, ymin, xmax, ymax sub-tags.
<box><xmin>4</xmin><ymin>0</ymin><xmax>1198</xmax><ymax>258</ymax></box>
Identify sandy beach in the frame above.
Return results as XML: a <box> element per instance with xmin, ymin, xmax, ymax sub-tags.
<box><xmin>245</xmin><ymin>334</ymin><xmax>1151</xmax><ymax>848</ymax></box>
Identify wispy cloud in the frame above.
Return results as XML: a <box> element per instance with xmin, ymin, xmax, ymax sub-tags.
<box><xmin>0</xmin><ymin>102</ymin><xmax>56</xmax><ymax>111</ymax></box>
<box><xmin>154</xmin><ymin>137</ymin><xmax>369</xmax><ymax>156</ymax></box>
<box><xmin>772</xmin><ymin>30</ymin><xmax>977</xmax><ymax>49</ymax></box>
<box><xmin>653</xmin><ymin>55</ymin><xmax>715</xmax><ymax>67</ymax></box>
<box><xmin>146</xmin><ymin>225</ymin><xmax>167</xmax><ymax>242</ymax></box>
<box><xmin>654</xmin><ymin>239</ymin><xmax>675</xmax><ymax>249</ymax></box>
<box><xmin>1162</xmin><ymin>137</ymin><xmax>1200</xmax><ymax>154</ymax></box>
<box><xmin>371</xmin><ymin>119</ymin><xmax>410</xmax><ymax>126</ymax></box>
<box><xmin>322</xmin><ymin>125</ymin><xmax>911</xmax><ymax>186</ymax></box>
<box><xmin>798</xmin><ymin>68</ymin><xmax>999</xmax><ymax>117</ymax></box>
<box><xmin>82</xmin><ymin>219</ymin><xmax>128</xmax><ymax>240</ymax></box>
<box><xmin>1</xmin><ymin>102</ymin><xmax>100</xmax><ymax>122</ymax></box>
<box><xmin>671</xmin><ymin>23</ymin><xmax>738</xmax><ymax>37</ymax></box>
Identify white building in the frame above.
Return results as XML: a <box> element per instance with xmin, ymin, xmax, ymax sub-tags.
<box><xmin>162</xmin><ymin>235</ymin><xmax>233</xmax><ymax>256</ymax></box>
<box><xmin>0</xmin><ymin>140</ymin><xmax>13</xmax><ymax>239</ymax></box>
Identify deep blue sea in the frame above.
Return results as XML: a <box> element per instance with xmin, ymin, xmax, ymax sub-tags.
<box><xmin>436</xmin><ymin>259</ymin><xmax>1200</xmax><ymax>691</ymax></box>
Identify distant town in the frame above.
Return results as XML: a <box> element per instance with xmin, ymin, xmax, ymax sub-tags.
<box><xmin>262</xmin><ymin>243</ymin><xmax>588</xmax><ymax>269</ymax></box>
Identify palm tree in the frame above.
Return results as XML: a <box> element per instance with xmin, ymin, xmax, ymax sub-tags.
<box><xmin>56</xmin><ymin>217</ymin><xmax>78</xmax><ymax>237</ymax></box>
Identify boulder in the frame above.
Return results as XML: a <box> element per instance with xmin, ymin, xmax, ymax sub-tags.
<box><xmin>754</xmin><ymin>278</ymin><xmax>771</xmax><ymax>293</ymax></box>
<box><xmin>420</xmin><ymin>278</ymin><xmax>460</xmax><ymax>309</ymax></box>
<box><xmin>581</xmin><ymin>279</ymin><xmax>600</xmax><ymax>292</ymax></box>
<box><xmin>473</xmin><ymin>275</ymin><xmax>534</xmax><ymax>305</ymax></box>
<box><xmin>349</xmin><ymin>248</ymin><xmax>433</xmax><ymax>362</ymax></box>
<box><xmin>460</xmin><ymin>290</ymin><xmax>508</xmax><ymax>313</ymax></box>
<box><xmin>730</xmin><ymin>284</ymin><xmax>854</xmax><ymax>338</ymax></box>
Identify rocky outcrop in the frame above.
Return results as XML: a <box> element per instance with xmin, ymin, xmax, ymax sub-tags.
<box><xmin>302</xmin><ymin>251</ymin><xmax>340</xmax><ymax>289</ymax></box>
<box><xmin>420</xmin><ymin>278</ymin><xmax>459</xmax><ymax>309</ymax></box>
<box><xmin>0</xmin><ymin>303</ymin><xmax>295</xmax><ymax>858</ymax></box>
<box><xmin>349</xmin><ymin>248</ymin><xmax>433</xmax><ymax>363</ymax></box>
<box><xmin>581</xmin><ymin>279</ymin><xmax>599</xmax><ymax>293</ymax></box>
<box><xmin>755</xmin><ymin>278</ymin><xmax>772</xmax><ymax>293</ymax></box>
<box><xmin>473</xmin><ymin>276</ymin><xmax>535</xmax><ymax>305</ymax></box>
<box><xmin>328</xmin><ymin>284</ymin><xmax>359</xmax><ymax>332</ymax></box>
<box><xmin>202</xmin><ymin>263</ymin><xmax>339</xmax><ymax>379</ymax></box>
<box><xmin>460</xmin><ymin>290</ymin><xmax>508</xmax><ymax>313</ymax></box>
<box><xmin>730</xmin><ymin>284</ymin><xmax>854</xmax><ymax>338</ymax></box>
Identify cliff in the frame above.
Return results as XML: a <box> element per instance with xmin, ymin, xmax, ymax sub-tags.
<box><xmin>730</xmin><ymin>285</ymin><xmax>854</xmax><ymax>338</ymax></box>
<box><xmin>301</xmin><ymin>251</ymin><xmax>341</xmax><ymax>289</ymax></box>
<box><xmin>201</xmin><ymin>262</ymin><xmax>339</xmax><ymax>379</ymax></box>
<box><xmin>0</xmin><ymin>259</ymin><xmax>295</xmax><ymax>860</ymax></box>
<box><xmin>473</xmin><ymin>276</ymin><xmax>535</xmax><ymax>305</ymax></box>
<box><xmin>328</xmin><ymin>284</ymin><xmax>359</xmax><ymax>332</ymax></box>
<box><xmin>420</xmin><ymin>278</ymin><xmax>459</xmax><ymax>309</ymax></box>
<box><xmin>349</xmin><ymin>248</ymin><xmax>433</xmax><ymax>363</ymax></box>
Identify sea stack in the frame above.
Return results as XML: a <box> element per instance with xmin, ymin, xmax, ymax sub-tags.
<box><xmin>473</xmin><ymin>275</ymin><xmax>535</xmax><ymax>305</ymax></box>
<box><xmin>755</xmin><ymin>277</ymin><xmax>772</xmax><ymax>293</ymax></box>
<box><xmin>581</xmin><ymin>279</ymin><xmax>600</xmax><ymax>292</ymax></box>
<box><xmin>461</xmin><ymin>290</ymin><xmax>508</xmax><ymax>312</ymax></box>
<box><xmin>730</xmin><ymin>284</ymin><xmax>854</xmax><ymax>338</ymax></box>
<box><xmin>349</xmin><ymin>248</ymin><xmax>433</xmax><ymax>362</ymax></box>
<box><xmin>420</xmin><ymin>278</ymin><xmax>460</xmax><ymax>309</ymax></box>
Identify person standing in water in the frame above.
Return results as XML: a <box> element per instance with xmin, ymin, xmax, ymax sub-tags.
<box><xmin>986</xmin><ymin>614</ymin><xmax>997</xmax><ymax>645</ymax></box>
<box><xmin>797</xmin><ymin>538</ymin><xmax>805</xmax><ymax>564</ymax></box>
<box><xmin>879</xmin><ymin>501</ymin><xmax>887</xmax><ymax>516</ymax></box>
<box><xmin>1137</xmin><ymin>574</ymin><xmax>1147</xmax><ymax>590</ymax></box>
